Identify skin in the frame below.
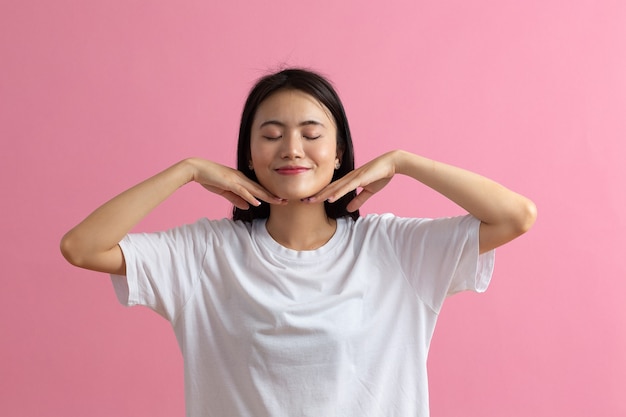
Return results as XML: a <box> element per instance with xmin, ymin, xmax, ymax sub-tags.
<box><xmin>60</xmin><ymin>89</ymin><xmax>537</xmax><ymax>275</ymax></box>
<box><xmin>249</xmin><ymin>89</ymin><xmax>343</xmax><ymax>250</ymax></box>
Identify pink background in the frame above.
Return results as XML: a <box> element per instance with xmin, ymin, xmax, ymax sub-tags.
<box><xmin>2</xmin><ymin>0</ymin><xmax>625</xmax><ymax>415</ymax></box>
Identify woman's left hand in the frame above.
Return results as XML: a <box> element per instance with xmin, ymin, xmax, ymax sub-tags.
<box><xmin>305</xmin><ymin>151</ymin><xmax>400</xmax><ymax>212</ymax></box>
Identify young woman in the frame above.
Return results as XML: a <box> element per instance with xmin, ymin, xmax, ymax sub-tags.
<box><xmin>61</xmin><ymin>68</ymin><xmax>536</xmax><ymax>417</ymax></box>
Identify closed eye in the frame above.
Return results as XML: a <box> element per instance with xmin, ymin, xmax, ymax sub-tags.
<box><xmin>304</xmin><ymin>135</ymin><xmax>321</xmax><ymax>140</ymax></box>
<box><xmin>262</xmin><ymin>135</ymin><xmax>282</xmax><ymax>141</ymax></box>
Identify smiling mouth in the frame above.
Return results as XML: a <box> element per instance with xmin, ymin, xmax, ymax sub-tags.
<box><xmin>275</xmin><ymin>167</ymin><xmax>310</xmax><ymax>175</ymax></box>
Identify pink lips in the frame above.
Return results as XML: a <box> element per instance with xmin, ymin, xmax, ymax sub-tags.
<box><xmin>275</xmin><ymin>166</ymin><xmax>310</xmax><ymax>175</ymax></box>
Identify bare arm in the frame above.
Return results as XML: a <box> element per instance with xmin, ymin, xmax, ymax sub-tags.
<box><xmin>60</xmin><ymin>158</ymin><xmax>284</xmax><ymax>275</ymax></box>
<box><xmin>308</xmin><ymin>150</ymin><xmax>537</xmax><ymax>253</ymax></box>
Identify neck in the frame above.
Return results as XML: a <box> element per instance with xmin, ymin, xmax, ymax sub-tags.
<box><xmin>266</xmin><ymin>201</ymin><xmax>337</xmax><ymax>251</ymax></box>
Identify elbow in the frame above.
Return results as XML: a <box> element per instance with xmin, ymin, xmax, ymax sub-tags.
<box><xmin>60</xmin><ymin>231</ymin><xmax>86</xmax><ymax>267</ymax></box>
<box><xmin>480</xmin><ymin>198</ymin><xmax>537</xmax><ymax>253</ymax></box>
<box><xmin>513</xmin><ymin>198</ymin><xmax>537</xmax><ymax>236</ymax></box>
<box><xmin>60</xmin><ymin>230</ymin><xmax>125</xmax><ymax>274</ymax></box>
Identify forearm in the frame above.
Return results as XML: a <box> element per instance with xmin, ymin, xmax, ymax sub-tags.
<box><xmin>60</xmin><ymin>159</ymin><xmax>195</xmax><ymax>268</ymax></box>
<box><xmin>394</xmin><ymin>150</ymin><xmax>536</xmax><ymax>231</ymax></box>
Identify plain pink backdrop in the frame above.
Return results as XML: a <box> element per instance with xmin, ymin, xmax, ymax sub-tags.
<box><xmin>2</xmin><ymin>0</ymin><xmax>625</xmax><ymax>415</ymax></box>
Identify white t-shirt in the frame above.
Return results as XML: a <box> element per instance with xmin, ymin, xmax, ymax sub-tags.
<box><xmin>111</xmin><ymin>213</ymin><xmax>495</xmax><ymax>417</ymax></box>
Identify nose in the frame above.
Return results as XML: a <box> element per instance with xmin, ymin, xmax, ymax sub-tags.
<box><xmin>280</xmin><ymin>132</ymin><xmax>304</xmax><ymax>159</ymax></box>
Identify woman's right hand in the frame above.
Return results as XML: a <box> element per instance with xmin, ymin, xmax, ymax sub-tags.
<box><xmin>188</xmin><ymin>158</ymin><xmax>285</xmax><ymax>209</ymax></box>
<box><xmin>60</xmin><ymin>158</ymin><xmax>284</xmax><ymax>275</ymax></box>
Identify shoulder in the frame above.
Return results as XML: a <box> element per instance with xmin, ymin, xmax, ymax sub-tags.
<box><xmin>351</xmin><ymin>213</ymin><xmax>479</xmax><ymax>240</ymax></box>
<box><xmin>353</xmin><ymin>212</ymin><xmax>397</xmax><ymax>227</ymax></box>
<box><xmin>126</xmin><ymin>218</ymin><xmax>252</xmax><ymax>246</ymax></box>
<box><xmin>188</xmin><ymin>217</ymin><xmax>253</xmax><ymax>242</ymax></box>
<box><xmin>353</xmin><ymin>212</ymin><xmax>429</xmax><ymax>230</ymax></box>
<box><xmin>196</xmin><ymin>217</ymin><xmax>251</xmax><ymax>233</ymax></box>
<box><xmin>346</xmin><ymin>213</ymin><xmax>421</xmax><ymax>244</ymax></box>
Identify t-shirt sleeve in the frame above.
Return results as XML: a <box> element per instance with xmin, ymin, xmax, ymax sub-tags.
<box><xmin>109</xmin><ymin>221</ymin><xmax>209</xmax><ymax>322</ymax></box>
<box><xmin>382</xmin><ymin>214</ymin><xmax>495</xmax><ymax>313</ymax></box>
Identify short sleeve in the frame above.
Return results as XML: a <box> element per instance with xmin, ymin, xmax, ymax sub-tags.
<box><xmin>382</xmin><ymin>214</ymin><xmax>495</xmax><ymax>313</ymax></box>
<box><xmin>110</xmin><ymin>220</ymin><xmax>210</xmax><ymax>322</ymax></box>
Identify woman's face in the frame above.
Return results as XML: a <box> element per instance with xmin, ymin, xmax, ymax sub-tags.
<box><xmin>250</xmin><ymin>89</ymin><xmax>340</xmax><ymax>202</ymax></box>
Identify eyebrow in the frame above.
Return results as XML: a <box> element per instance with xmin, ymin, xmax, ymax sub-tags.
<box><xmin>259</xmin><ymin>120</ymin><xmax>326</xmax><ymax>128</ymax></box>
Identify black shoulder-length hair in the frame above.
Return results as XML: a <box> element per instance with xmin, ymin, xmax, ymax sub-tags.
<box><xmin>232</xmin><ymin>68</ymin><xmax>359</xmax><ymax>222</ymax></box>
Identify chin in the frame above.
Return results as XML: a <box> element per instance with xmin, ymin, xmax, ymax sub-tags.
<box><xmin>274</xmin><ymin>189</ymin><xmax>323</xmax><ymax>202</ymax></box>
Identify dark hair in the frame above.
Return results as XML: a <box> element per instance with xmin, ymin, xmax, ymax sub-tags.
<box><xmin>232</xmin><ymin>68</ymin><xmax>359</xmax><ymax>222</ymax></box>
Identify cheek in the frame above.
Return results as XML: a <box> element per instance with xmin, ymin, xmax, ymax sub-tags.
<box><xmin>316</xmin><ymin>147</ymin><xmax>338</xmax><ymax>167</ymax></box>
<box><xmin>308</xmin><ymin>138</ymin><xmax>337</xmax><ymax>162</ymax></box>
<box><xmin>249</xmin><ymin>140</ymin><xmax>271</xmax><ymax>164</ymax></box>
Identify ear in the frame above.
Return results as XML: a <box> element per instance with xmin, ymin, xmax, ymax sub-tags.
<box><xmin>335</xmin><ymin>146</ymin><xmax>344</xmax><ymax>168</ymax></box>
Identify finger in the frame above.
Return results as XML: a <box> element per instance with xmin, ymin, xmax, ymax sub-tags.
<box><xmin>346</xmin><ymin>189</ymin><xmax>375</xmax><ymax>212</ymax></box>
<box><xmin>224</xmin><ymin>192</ymin><xmax>252</xmax><ymax>210</ymax></box>
<box><xmin>242</xmin><ymin>185</ymin><xmax>290</xmax><ymax>207</ymax></box>
<box><xmin>246</xmin><ymin>184</ymin><xmax>285</xmax><ymax>205</ymax></box>
<box><xmin>201</xmin><ymin>185</ymin><xmax>253</xmax><ymax>209</ymax></box>
<box><xmin>304</xmin><ymin>183</ymin><xmax>346</xmax><ymax>203</ymax></box>
<box><xmin>224</xmin><ymin>177</ymin><xmax>269</xmax><ymax>207</ymax></box>
<box><xmin>201</xmin><ymin>180</ymin><xmax>262</xmax><ymax>207</ymax></box>
<box><xmin>306</xmin><ymin>173</ymin><xmax>360</xmax><ymax>203</ymax></box>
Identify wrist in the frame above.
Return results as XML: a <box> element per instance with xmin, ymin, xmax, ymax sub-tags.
<box><xmin>391</xmin><ymin>150</ymin><xmax>413</xmax><ymax>176</ymax></box>
<box><xmin>393</xmin><ymin>150</ymin><xmax>433</xmax><ymax>179</ymax></box>
<box><xmin>176</xmin><ymin>158</ymin><xmax>201</xmax><ymax>185</ymax></box>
